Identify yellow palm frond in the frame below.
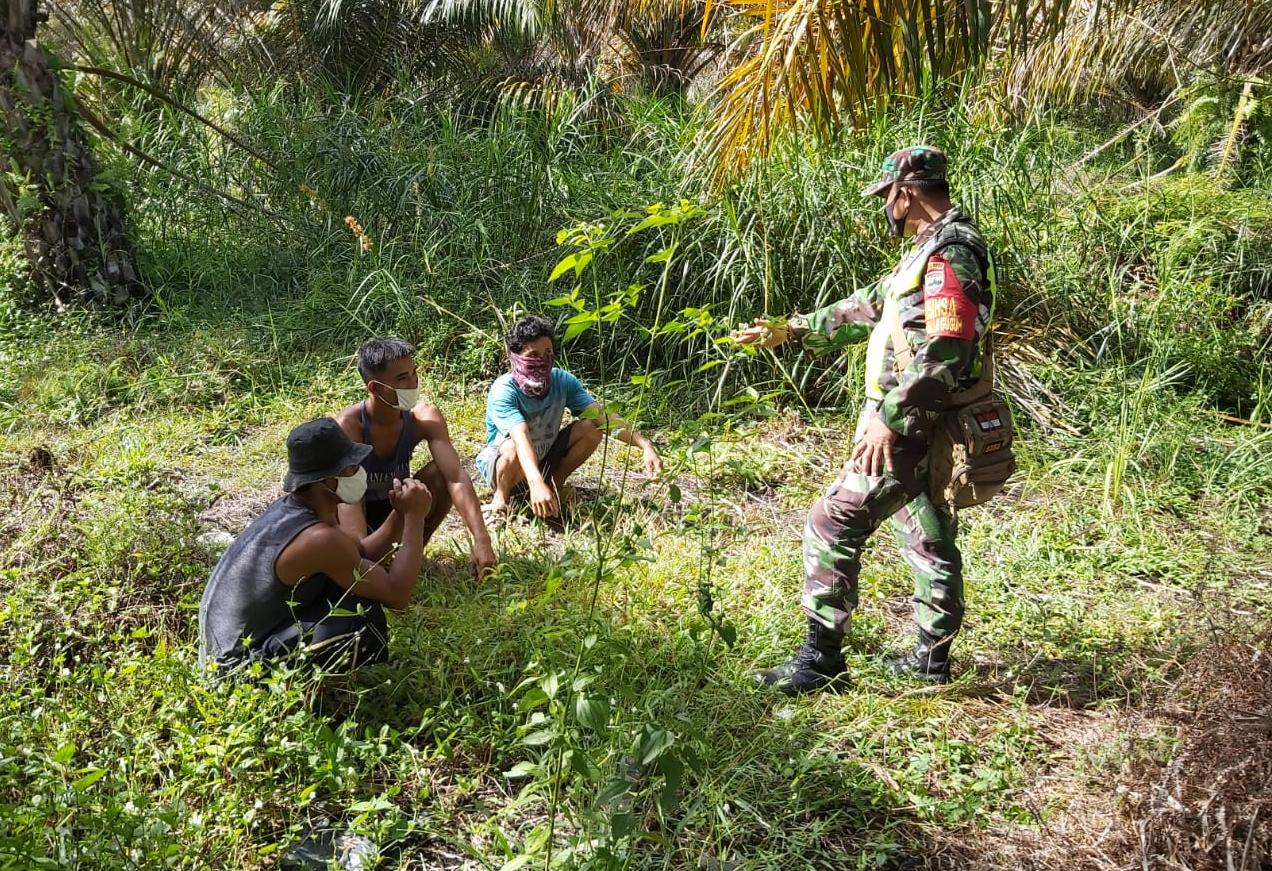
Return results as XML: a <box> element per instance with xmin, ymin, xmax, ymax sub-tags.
<box><xmin>702</xmin><ymin>0</ymin><xmax>1060</xmax><ymax>184</ymax></box>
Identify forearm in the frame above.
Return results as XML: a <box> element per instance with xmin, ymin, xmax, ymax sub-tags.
<box><xmin>359</xmin><ymin>513</ymin><xmax>402</xmax><ymax>563</ymax></box>
<box><xmin>613</xmin><ymin>425</ymin><xmax>652</xmax><ymax>451</ymax></box>
<box><xmin>512</xmin><ymin>432</ymin><xmax>546</xmax><ymax>486</ymax></box>
<box><xmin>337</xmin><ymin>504</ymin><xmax>396</xmax><ymax>562</ymax></box>
<box><xmin>384</xmin><ymin>512</ymin><xmax>426</xmax><ymax>609</ymax></box>
<box><xmin>449</xmin><ymin>473</ymin><xmax>492</xmax><ymax>546</ymax></box>
<box><xmin>428</xmin><ymin>437</ymin><xmax>493</xmax><ymax>546</ymax></box>
<box><xmin>588</xmin><ymin>409</ymin><xmax>645</xmax><ymax>449</ymax></box>
<box><xmin>336</xmin><ymin>505</ymin><xmax>368</xmax><ymax>548</ymax></box>
<box><xmin>794</xmin><ymin>293</ymin><xmax>876</xmax><ymax>354</ymax></box>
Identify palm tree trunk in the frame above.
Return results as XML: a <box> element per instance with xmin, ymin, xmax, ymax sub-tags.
<box><xmin>0</xmin><ymin>0</ymin><xmax>140</xmax><ymax>306</ymax></box>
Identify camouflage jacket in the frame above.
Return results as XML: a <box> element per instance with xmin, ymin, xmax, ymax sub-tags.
<box><xmin>794</xmin><ymin>206</ymin><xmax>995</xmax><ymax>438</ymax></box>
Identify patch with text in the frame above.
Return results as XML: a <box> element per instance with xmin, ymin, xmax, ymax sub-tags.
<box><xmin>923</xmin><ymin>255</ymin><xmax>976</xmax><ymax>341</ymax></box>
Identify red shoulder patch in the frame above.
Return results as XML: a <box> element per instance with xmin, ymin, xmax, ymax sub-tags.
<box><xmin>923</xmin><ymin>255</ymin><xmax>976</xmax><ymax>340</ymax></box>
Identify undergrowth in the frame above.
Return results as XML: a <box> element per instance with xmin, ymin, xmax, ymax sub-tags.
<box><xmin>1</xmin><ymin>97</ymin><xmax>1271</xmax><ymax>869</ymax></box>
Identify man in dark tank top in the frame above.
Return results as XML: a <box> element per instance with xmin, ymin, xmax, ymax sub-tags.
<box><xmin>197</xmin><ymin>418</ymin><xmax>434</xmax><ymax>673</ymax></box>
<box><xmin>333</xmin><ymin>337</ymin><xmax>497</xmax><ymax>580</ymax></box>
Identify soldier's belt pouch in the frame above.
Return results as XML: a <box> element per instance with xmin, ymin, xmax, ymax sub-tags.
<box><xmin>928</xmin><ymin>399</ymin><xmax>1016</xmax><ymax>508</ymax></box>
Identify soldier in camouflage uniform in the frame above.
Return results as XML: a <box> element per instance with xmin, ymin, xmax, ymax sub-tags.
<box><xmin>733</xmin><ymin>146</ymin><xmax>996</xmax><ymax>693</ymax></box>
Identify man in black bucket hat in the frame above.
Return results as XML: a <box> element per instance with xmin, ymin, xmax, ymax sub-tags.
<box><xmin>197</xmin><ymin>418</ymin><xmax>434</xmax><ymax>674</ymax></box>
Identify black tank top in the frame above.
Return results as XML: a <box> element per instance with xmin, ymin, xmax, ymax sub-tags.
<box><xmin>359</xmin><ymin>401</ymin><xmax>414</xmax><ymax>505</ymax></box>
<box><xmin>197</xmin><ymin>496</ymin><xmax>330</xmax><ymax>667</ymax></box>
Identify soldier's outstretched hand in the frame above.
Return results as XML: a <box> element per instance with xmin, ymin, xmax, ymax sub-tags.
<box><xmin>730</xmin><ymin>317</ymin><xmax>791</xmax><ymax>349</ymax></box>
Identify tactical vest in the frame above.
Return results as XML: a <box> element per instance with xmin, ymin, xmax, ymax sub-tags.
<box><xmin>876</xmin><ymin>216</ymin><xmax>1014</xmax><ymax>509</ymax></box>
<box><xmin>862</xmin><ymin>217</ymin><xmax>997</xmax><ymax>401</ymax></box>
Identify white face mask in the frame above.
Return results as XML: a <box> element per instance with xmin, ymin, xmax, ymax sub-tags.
<box><xmin>329</xmin><ymin>466</ymin><xmax>368</xmax><ymax>504</ymax></box>
<box><xmin>375</xmin><ymin>382</ymin><xmax>420</xmax><ymax>411</ymax></box>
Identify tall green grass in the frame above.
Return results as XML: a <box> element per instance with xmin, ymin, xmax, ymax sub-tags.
<box><xmin>67</xmin><ymin>88</ymin><xmax>1268</xmax><ymax>420</ymax></box>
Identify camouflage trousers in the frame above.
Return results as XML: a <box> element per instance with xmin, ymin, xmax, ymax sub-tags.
<box><xmin>801</xmin><ymin>408</ymin><xmax>964</xmax><ymax>641</ymax></box>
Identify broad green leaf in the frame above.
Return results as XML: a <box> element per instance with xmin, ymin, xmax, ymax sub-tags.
<box><xmin>610</xmin><ymin>813</ymin><xmax>637</xmax><ymax>839</ymax></box>
<box><xmin>717</xmin><ymin>622</ymin><xmax>738</xmax><ymax>647</ymax></box>
<box><xmin>504</xmin><ymin>761</ymin><xmax>538</xmax><ymax>779</ymax></box>
<box><xmin>517</xmin><ymin>688</ymin><xmax>549</xmax><ymax>710</ymax></box>
<box><xmin>540</xmin><ymin>672</ymin><xmax>559</xmax><ymax>699</ymax></box>
<box><xmin>568</xmin><ymin>748</ymin><xmax>595</xmax><ymax>779</ymax></box>
<box><xmin>637</xmin><ymin>729</ymin><xmax>675</xmax><ymax>765</ymax></box>
<box><xmin>72</xmin><ymin>768</ymin><xmax>107</xmax><ymax>791</ymax></box>
<box><xmin>656</xmin><ymin>754</ymin><xmax>684</xmax><ymax>816</ymax></box>
<box><xmin>645</xmin><ymin>245</ymin><xmax>676</xmax><ymax>264</ymax></box>
<box><xmin>563</xmin><ymin>319</ymin><xmax>592</xmax><ymax>342</ymax></box>
<box><xmin>522</xmin><ymin>729</ymin><xmax>554</xmax><ymax>746</ymax></box>
<box><xmin>349</xmin><ymin>796</ymin><xmax>396</xmax><ymax>813</ymax></box>
<box><xmin>548</xmin><ymin>254</ymin><xmax>577</xmax><ymax>283</ymax></box>
<box><xmin>628</xmin><ymin>213</ymin><xmax>678</xmax><ymax>234</ymax></box>
<box><xmin>596</xmin><ymin>776</ymin><xmax>631</xmax><ymax>806</ymax></box>
<box><xmin>574</xmin><ymin>695</ymin><xmax>609</xmax><ymax>731</ymax></box>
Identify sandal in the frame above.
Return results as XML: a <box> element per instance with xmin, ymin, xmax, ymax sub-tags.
<box><xmin>553</xmin><ymin>483</ymin><xmax>577</xmax><ymax>515</ymax></box>
<box><xmin>482</xmin><ymin>501</ymin><xmax>512</xmax><ymax>527</ymax></box>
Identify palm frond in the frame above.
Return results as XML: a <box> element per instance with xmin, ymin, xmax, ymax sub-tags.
<box><xmin>421</xmin><ymin>0</ymin><xmax>543</xmax><ymax>36</ymax></box>
<box><xmin>701</xmin><ymin>0</ymin><xmax>1067</xmax><ymax>185</ymax></box>
<box><xmin>47</xmin><ymin>1</ymin><xmax>268</xmax><ymax>92</ymax></box>
<box><xmin>1012</xmin><ymin>0</ymin><xmax>1272</xmax><ymax>109</ymax></box>
<box><xmin>1215</xmin><ymin>80</ymin><xmax>1256</xmax><ymax>179</ymax></box>
<box><xmin>616</xmin><ymin>2</ymin><xmax>721</xmax><ymax>96</ymax></box>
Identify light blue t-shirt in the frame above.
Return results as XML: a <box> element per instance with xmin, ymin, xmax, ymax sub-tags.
<box><xmin>481</xmin><ymin>368</ymin><xmax>595</xmax><ymax>470</ymax></box>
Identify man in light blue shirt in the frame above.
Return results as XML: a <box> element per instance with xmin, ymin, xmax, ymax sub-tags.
<box><xmin>476</xmin><ymin>315</ymin><xmax>663</xmax><ymax>520</ymax></box>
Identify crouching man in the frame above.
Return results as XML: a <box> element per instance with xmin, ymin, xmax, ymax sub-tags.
<box><xmin>335</xmin><ymin>337</ymin><xmax>496</xmax><ymax>579</ymax></box>
<box><xmin>476</xmin><ymin>315</ymin><xmax>663</xmax><ymax>521</ymax></box>
<box><xmin>198</xmin><ymin>418</ymin><xmax>432</xmax><ymax>674</ymax></box>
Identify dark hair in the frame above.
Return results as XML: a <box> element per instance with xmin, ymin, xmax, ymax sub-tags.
<box><xmin>505</xmin><ymin>315</ymin><xmax>555</xmax><ymax>353</ymax></box>
<box><xmin>357</xmin><ymin>337</ymin><xmax>416</xmax><ymax>383</ymax></box>
<box><xmin>900</xmin><ymin>178</ymin><xmax>951</xmax><ymax>198</ymax></box>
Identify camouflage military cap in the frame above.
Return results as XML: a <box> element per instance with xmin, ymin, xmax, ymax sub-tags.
<box><xmin>862</xmin><ymin>145</ymin><xmax>948</xmax><ymax>197</ymax></box>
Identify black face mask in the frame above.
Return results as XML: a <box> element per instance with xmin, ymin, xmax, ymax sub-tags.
<box><xmin>885</xmin><ymin>194</ymin><xmax>908</xmax><ymax>237</ymax></box>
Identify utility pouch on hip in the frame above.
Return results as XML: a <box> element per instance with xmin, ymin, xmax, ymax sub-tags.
<box><xmin>888</xmin><ymin>303</ymin><xmax>1016</xmax><ymax>509</ymax></box>
<box><xmin>926</xmin><ymin>396</ymin><xmax>1016</xmax><ymax>508</ymax></box>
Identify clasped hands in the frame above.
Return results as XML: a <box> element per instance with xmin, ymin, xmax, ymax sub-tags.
<box><xmin>388</xmin><ymin>477</ymin><xmax>432</xmax><ymax>515</ymax></box>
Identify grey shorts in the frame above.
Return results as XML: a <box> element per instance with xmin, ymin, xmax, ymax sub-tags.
<box><xmin>476</xmin><ymin>423</ymin><xmax>576</xmax><ymax>489</ymax></box>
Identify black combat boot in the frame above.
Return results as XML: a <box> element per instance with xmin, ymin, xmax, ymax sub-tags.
<box><xmin>886</xmin><ymin>629</ymin><xmax>952</xmax><ymax>684</ymax></box>
<box><xmin>755</xmin><ymin>619</ymin><xmax>849</xmax><ymax>695</ymax></box>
